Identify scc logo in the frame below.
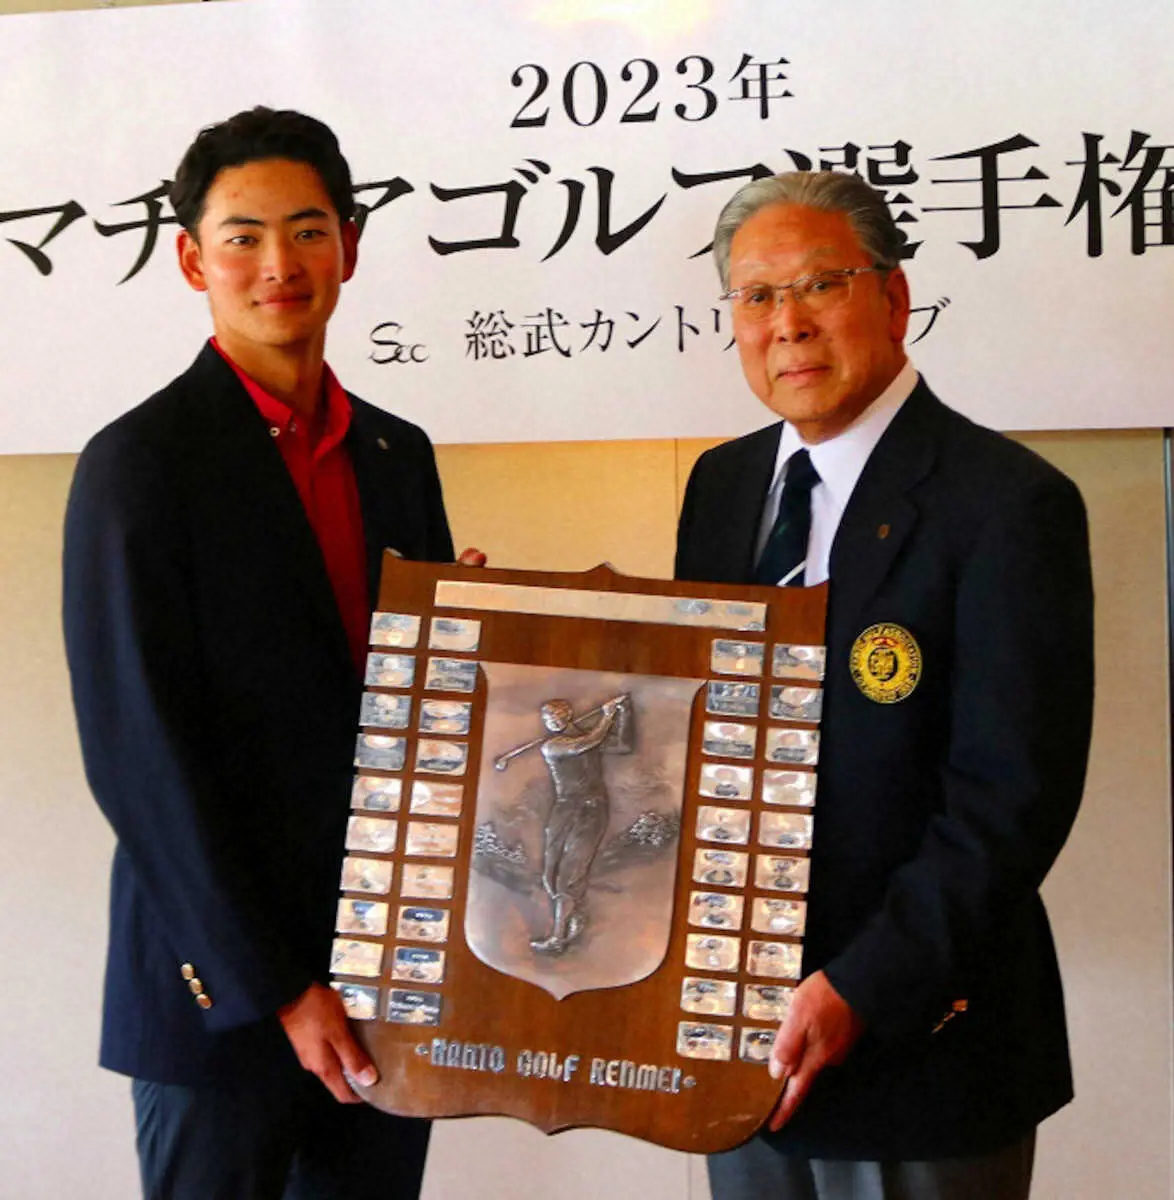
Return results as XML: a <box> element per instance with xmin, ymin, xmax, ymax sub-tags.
<box><xmin>369</xmin><ymin>322</ymin><xmax>428</xmax><ymax>364</ymax></box>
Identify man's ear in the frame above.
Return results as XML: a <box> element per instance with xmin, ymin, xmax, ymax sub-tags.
<box><xmin>885</xmin><ymin>266</ymin><xmax>911</xmax><ymax>343</ymax></box>
<box><xmin>177</xmin><ymin>229</ymin><xmax>208</xmax><ymax>293</ymax></box>
<box><xmin>341</xmin><ymin>220</ymin><xmax>359</xmax><ymax>283</ymax></box>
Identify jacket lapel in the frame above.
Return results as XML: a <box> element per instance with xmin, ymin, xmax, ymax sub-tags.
<box><xmin>187</xmin><ymin>344</ymin><xmax>351</xmax><ymax>657</ymax></box>
<box><xmin>827</xmin><ymin>380</ymin><xmax>941</xmax><ymax>637</ymax></box>
<box><xmin>347</xmin><ymin>401</ymin><xmax>410</xmax><ymax>607</ymax></box>
<box><xmin>722</xmin><ymin>423</ymin><xmax>783</xmax><ymax>583</ymax></box>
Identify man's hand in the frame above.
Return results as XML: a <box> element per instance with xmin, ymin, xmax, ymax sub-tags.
<box><xmin>767</xmin><ymin>970</ymin><xmax>863</xmax><ymax>1131</ymax></box>
<box><xmin>457</xmin><ymin>547</ymin><xmax>487</xmax><ymax>566</ymax></box>
<box><xmin>277</xmin><ymin>982</ymin><xmax>378</xmax><ymax>1104</ymax></box>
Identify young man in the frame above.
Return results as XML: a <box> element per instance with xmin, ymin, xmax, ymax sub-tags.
<box><xmin>676</xmin><ymin>171</ymin><xmax>1094</xmax><ymax>1199</ymax></box>
<box><xmin>64</xmin><ymin>108</ymin><xmax>470</xmax><ymax>1199</ymax></box>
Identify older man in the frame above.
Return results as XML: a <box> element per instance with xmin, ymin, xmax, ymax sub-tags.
<box><xmin>676</xmin><ymin>171</ymin><xmax>1094</xmax><ymax>1199</ymax></box>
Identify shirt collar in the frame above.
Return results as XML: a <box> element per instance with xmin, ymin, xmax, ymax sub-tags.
<box><xmin>211</xmin><ymin>337</ymin><xmax>352</xmax><ymax>451</ymax></box>
<box><xmin>769</xmin><ymin>358</ymin><xmax>919</xmax><ymax>505</ymax></box>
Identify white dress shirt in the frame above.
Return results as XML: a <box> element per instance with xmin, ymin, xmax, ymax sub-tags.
<box><xmin>755</xmin><ymin>359</ymin><xmax>919</xmax><ymax>586</ymax></box>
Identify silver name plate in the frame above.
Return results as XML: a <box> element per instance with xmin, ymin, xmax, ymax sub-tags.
<box><xmin>434</xmin><ymin>580</ymin><xmax>767</xmax><ymax>632</ymax></box>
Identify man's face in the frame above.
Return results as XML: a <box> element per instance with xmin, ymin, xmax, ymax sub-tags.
<box><xmin>727</xmin><ymin>203</ymin><xmax>910</xmax><ymax>443</ymax></box>
<box><xmin>177</xmin><ymin>157</ymin><xmax>357</xmax><ymax>358</ymax></box>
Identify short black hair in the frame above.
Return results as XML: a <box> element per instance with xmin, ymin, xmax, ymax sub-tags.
<box><xmin>171</xmin><ymin>106</ymin><xmax>356</xmax><ymax>236</ymax></box>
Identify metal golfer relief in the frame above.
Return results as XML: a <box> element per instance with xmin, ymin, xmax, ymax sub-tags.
<box><xmin>332</xmin><ymin>557</ymin><xmax>827</xmax><ymax>1153</ymax></box>
<box><xmin>470</xmin><ymin>666</ymin><xmax>694</xmax><ymax>996</ymax></box>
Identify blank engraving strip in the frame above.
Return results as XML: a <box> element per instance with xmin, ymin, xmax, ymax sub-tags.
<box><xmin>434</xmin><ymin>580</ymin><xmax>767</xmax><ymax>631</ymax></box>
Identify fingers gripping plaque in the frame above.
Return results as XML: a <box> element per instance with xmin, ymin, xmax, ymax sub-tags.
<box><xmin>332</xmin><ymin>559</ymin><xmax>826</xmax><ymax>1153</ymax></box>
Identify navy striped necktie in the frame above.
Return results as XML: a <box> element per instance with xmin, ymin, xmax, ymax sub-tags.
<box><xmin>752</xmin><ymin>449</ymin><xmax>820</xmax><ymax>586</ymax></box>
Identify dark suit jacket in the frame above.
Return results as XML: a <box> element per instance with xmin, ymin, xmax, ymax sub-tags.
<box><xmin>63</xmin><ymin>343</ymin><xmax>454</xmax><ymax>1085</ymax></box>
<box><xmin>676</xmin><ymin>380</ymin><xmax>1094</xmax><ymax>1160</ymax></box>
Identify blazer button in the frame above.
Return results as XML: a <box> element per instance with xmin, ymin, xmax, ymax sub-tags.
<box><xmin>180</xmin><ymin>963</ymin><xmax>195</xmax><ymax>981</ymax></box>
<box><xmin>196</xmin><ymin>994</ymin><xmax>213</xmax><ymax>1010</ymax></box>
<box><xmin>188</xmin><ymin>978</ymin><xmax>204</xmax><ymax>996</ymax></box>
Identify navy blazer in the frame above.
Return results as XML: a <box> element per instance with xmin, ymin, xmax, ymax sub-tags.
<box><xmin>64</xmin><ymin>344</ymin><xmax>454</xmax><ymax>1085</ymax></box>
<box><xmin>676</xmin><ymin>381</ymin><xmax>1094</xmax><ymax>1160</ymax></box>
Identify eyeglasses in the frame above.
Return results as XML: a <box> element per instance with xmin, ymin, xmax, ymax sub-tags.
<box><xmin>720</xmin><ymin>266</ymin><xmax>882</xmax><ymax>321</ymax></box>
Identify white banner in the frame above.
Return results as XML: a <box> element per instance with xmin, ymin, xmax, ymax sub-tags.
<box><xmin>1</xmin><ymin>0</ymin><xmax>1171</xmax><ymax>453</ymax></box>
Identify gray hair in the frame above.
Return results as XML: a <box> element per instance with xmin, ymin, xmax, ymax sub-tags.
<box><xmin>712</xmin><ymin>170</ymin><xmax>905</xmax><ymax>288</ymax></box>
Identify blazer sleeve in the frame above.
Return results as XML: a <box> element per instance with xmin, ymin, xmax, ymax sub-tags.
<box><xmin>822</xmin><ymin>470</ymin><xmax>1095</xmax><ymax>1042</ymax></box>
<box><xmin>63</xmin><ymin>429</ymin><xmax>313</xmax><ymax>1032</ymax></box>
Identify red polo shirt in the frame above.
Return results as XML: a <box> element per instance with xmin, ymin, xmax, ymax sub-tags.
<box><xmin>212</xmin><ymin>339</ymin><xmax>369</xmax><ymax>674</ymax></box>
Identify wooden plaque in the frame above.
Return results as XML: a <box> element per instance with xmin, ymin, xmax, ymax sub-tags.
<box><xmin>332</xmin><ymin>556</ymin><xmax>827</xmax><ymax>1153</ymax></box>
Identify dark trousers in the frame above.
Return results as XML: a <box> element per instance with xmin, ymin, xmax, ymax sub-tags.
<box><xmin>132</xmin><ymin>1076</ymin><xmax>431</xmax><ymax>1200</ymax></box>
<box><xmin>708</xmin><ymin>1130</ymin><xmax>1035</xmax><ymax>1200</ymax></box>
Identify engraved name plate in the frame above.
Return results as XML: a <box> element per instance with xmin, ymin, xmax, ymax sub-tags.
<box><xmin>676</xmin><ymin>1021</ymin><xmax>733</xmax><ymax>1061</ymax></box>
<box><xmin>429</xmin><ymin>617</ymin><xmax>482</xmax><ymax>653</ymax></box>
<box><xmin>699</xmin><ymin>763</ymin><xmax>753</xmax><ymax>801</ymax></box>
<box><xmin>419</xmin><ymin>700</ymin><xmax>473</xmax><ymax>736</ymax></box>
<box><xmin>750</xmin><ymin>897</ymin><xmax>807</xmax><ymax>937</ymax></box>
<box><xmin>758</xmin><ymin>811</ymin><xmax>815</xmax><ymax>851</ymax></box>
<box><xmin>692</xmin><ymin>848</ymin><xmax>749</xmax><ymax>888</ymax></box>
<box><xmin>415</xmin><ymin>739</ymin><xmax>469</xmax><ymax>775</ymax></box>
<box><xmin>769</xmin><ymin>685</ymin><xmax>823</xmax><ymax>723</ymax></box>
<box><xmin>710</xmin><ymin>639</ymin><xmax>765</xmax><ymax>676</ymax></box>
<box><xmin>680</xmin><ymin>976</ymin><xmax>738</xmax><ymax>1017</ymax></box>
<box><xmin>761</xmin><ymin>769</ymin><xmax>816</xmax><ymax>808</ymax></box>
<box><xmin>688</xmin><ymin>890</ymin><xmax>745</xmax><ymax>931</ymax></box>
<box><xmin>336</xmin><ymin>898</ymin><xmax>390</xmax><ymax>937</ymax></box>
<box><xmin>424</xmin><ymin>657</ymin><xmax>479</xmax><ymax>693</ymax></box>
<box><xmin>370</xmin><ymin>612</ymin><xmax>421</xmax><ymax>649</ymax></box>
<box><xmin>706</xmin><ymin>681</ymin><xmax>761</xmax><ymax>718</ymax></box>
<box><xmin>354</xmin><ymin>733</ymin><xmax>407</xmax><ymax>771</ymax></box>
<box><xmin>696</xmin><ymin>805</ymin><xmax>751</xmax><ymax>845</ymax></box>
<box><xmin>360</xmin><ymin>692</ymin><xmax>412</xmax><ymax>729</ymax></box>
<box><xmin>397</xmin><ymin>905</ymin><xmax>451</xmax><ymax>943</ymax></box>
<box><xmin>764</xmin><ymin>727</ymin><xmax>819</xmax><ymax>766</ymax></box>
<box><xmin>702</xmin><ymin>721</ymin><xmax>757</xmax><ymax>760</ymax></box>
<box><xmin>387</xmin><ymin>989</ymin><xmax>442</xmax><ymax>1025</ymax></box>
<box><xmin>351</xmin><ymin>774</ymin><xmax>403</xmax><ymax>812</ymax></box>
<box><xmin>743</xmin><ymin>983</ymin><xmax>794</xmax><ymax>1023</ymax></box>
<box><xmin>392</xmin><ymin>946</ymin><xmax>446</xmax><ymax>984</ymax></box>
<box><xmin>405</xmin><ymin>822</ymin><xmax>460</xmax><ymax>858</ymax></box>
<box><xmin>332</xmin><ymin>981</ymin><xmax>380</xmax><ymax>1020</ymax></box>
<box><xmin>346</xmin><ymin>816</ymin><xmax>398</xmax><ymax>854</ymax></box>
<box><xmin>754</xmin><ymin>855</ymin><xmax>812</xmax><ymax>894</ymax></box>
<box><xmin>739</xmin><ymin>1027</ymin><xmax>776</xmax><ymax>1065</ymax></box>
<box><xmin>340</xmin><ymin>856</ymin><xmax>393</xmax><ymax>895</ymax></box>
<box><xmin>685</xmin><ymin>933</ymin><xmax>741</xmax><ymax>972</ymax></box>
<box><xmin>746</xmin><ymin>940</ymin><xmax>803</xmax><ymax>980</ymax></box>
<box><xmin>330</xmin><ymin>938</ymin><xmax>383</xmax><ymax>978</ymax></box>
<box><xmin>772</xmin><ymin>643</ymin><xmax>826</xmax><ymax>681</ymax></box>
<box><xmin>365</xmin><ymin>653</ymin><xmax>416</xmax><ymax>688</ymax></box>
<box><xmin>400</xmin><ymin>863</ymin><xmax>455</xmax><ymax>899</ymax></box>
<box><xmin>409</xmin><ymin>780</ymin><xmax>464</xmax><ymax>818</ymax></box>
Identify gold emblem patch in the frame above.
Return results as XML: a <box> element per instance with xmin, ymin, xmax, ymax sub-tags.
<box><xmin>849</xmin><ymin>623</ymin><xmax>921</xmax><ymax>703</ymax></box>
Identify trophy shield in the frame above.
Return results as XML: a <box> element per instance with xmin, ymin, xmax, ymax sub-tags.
<box><xmin>334</xmin><ymin>558</ymin><xmax>827</xmax><ymax>1153</ymax></box>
